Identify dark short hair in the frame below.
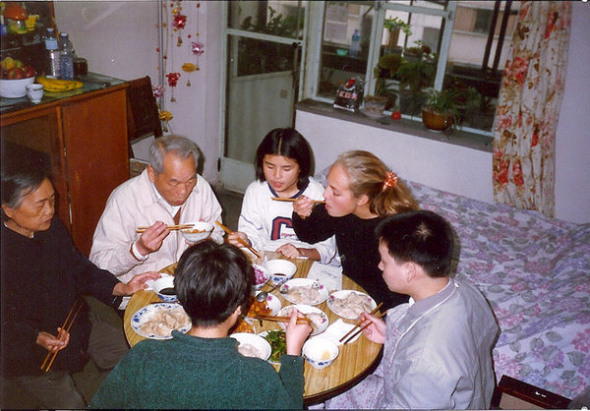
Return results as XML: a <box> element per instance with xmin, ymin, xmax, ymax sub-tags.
<box><xmin>255</xmin><ymin>128</ymin><xmax>313</xmax><ymax>190</ymax></box>
<box><xmin>174</xmin><ymin>240</ymin><xmax>253</xmax><ymax>327</ymax></box>
<box><xmin>1</xmin><ymin>154</ymin><xmax>51</xmax><ymax>222</ymax></box>
<box><xmin>376</xmin><ymin>210</ymin><xmax>454</xmax><ymax>278</ymax></box>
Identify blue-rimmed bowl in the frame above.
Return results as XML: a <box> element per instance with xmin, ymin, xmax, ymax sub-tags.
<box><xmin>264</xmin><ymin>259</ymin><xmax>297</xmax><ymax>284</ymax></box>
<box><xmin>302</xmin><ymin>337</ymin><xmax>339</xmax><ymax>369</ymax></box>
<box><xmin>153</xmin><ymin>275</ymin><xmax>177</xmax><ymax>303</ymax></box>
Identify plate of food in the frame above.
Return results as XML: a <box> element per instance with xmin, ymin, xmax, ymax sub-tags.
<box><xmin>131</xmin><ymin>303</ymin><xmax>191</xmax><ymax>340</ymax></box>
<box><xmin>232</xmin><ymin>317</ymin><xmax>256</xmax><ymax>334</ymax></box>
<box><xmin>327</xmin><ymin>290</ymin><xmax>377</xmax><ymax>320</ymax></box>
<box><xmin>231</xmin><ymin>332</ymin><xmax>272</xmax><ymax>361</ymax></box>
<box><xmin>260</xmin><ymin>329</ymin><xmax>287</xmax><ymax>364</ymax></box>
<box><xmin>279</xmin><ymin>278</ymin><xmax>329</xmax><ymax>306</ymax></box>
<box><xmin>277</xmin><ymin>304</ymin><xmax>329</xmax><ymax>336</ymax></box>
<box><xmin>248</xmin><ymin>293</ymin><xmax>281</xmax><ymax>317</ymax></box>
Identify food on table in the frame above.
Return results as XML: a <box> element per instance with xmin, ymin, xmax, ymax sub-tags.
<box><xmin>246</xmin><ymin>296</ymin><xmax>272</xmax><ymax>317</ymax></box>
<box><xmin>253</xmin><ymin>265</ymin><xmax>268</xmax><ymax>286</ymax></box>
<box><xmin>263</xmin><ymin>330</ymin><xmax>287</xmax><ymax>363</ymax></box>
<box><xmin>35</xmin><ymin>75</ymin><xmax>83</xmax><ymax>92</ymax></box>
<box><xmin>1</xmin><ymin>57</ymin><xmax>35</xmax><ymax>79</ymax></box>
<box><xmin>280</xmin><ymin>306</ymin><xmax>325</xmax><ymax>334</ymax></box>
<box><xmin>281</xmin><ymin>284</ymin><xmax>321</xmax><ymax>305</ymax></box>
<box><xmin>237</xmin><ymin>343</ymin><xmax>266</xmax><ymax>359</ymax></box>
<box><xmin>329</xmin><ymin>291</ymin><xmax>375</xmax><ymax>319</ymax></box>
<box><xmin>137</xmin><ymin>305</ymin><xmax>191</xmax><ymax>338</ymax></box>
<box><xmin>233</xmin><ymin>318</ymin><xmax>255</xmax><ymax>333</ymax></box>
<box><xmin>183</xmin><ymin>228</ymin><xmax>207</xmax><ymax>234</ymax></box>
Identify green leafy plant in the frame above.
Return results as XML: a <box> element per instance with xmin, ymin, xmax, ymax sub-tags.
<box><xmin>384</xmin><ymin>17</ymin><xmax>412</xmax><ymax>36</ymax></box>
<box><xmin>396</xmin><ymin>60</ymin><xmax>435</xmax><ymax>95</ymax></box>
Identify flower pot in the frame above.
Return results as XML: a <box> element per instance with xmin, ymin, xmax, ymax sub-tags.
<box><xmin>363</xmin><ymin>95</ymin><xmax>389</xmax><ymax>117</ymax></box>
<box><xmin>422</xmin><ymin>108</ymin><xmax>454</xmax><ymax>132</ymax></box>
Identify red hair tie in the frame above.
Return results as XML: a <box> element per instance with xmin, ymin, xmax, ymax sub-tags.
<box><xmin>382</xmin><ymin>171</ymin><xmax>398</xmax><ymax>190</ymax></box>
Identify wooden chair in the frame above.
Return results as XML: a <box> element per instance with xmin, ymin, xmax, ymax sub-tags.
<box><xmin>126</xmin><ymin>75</ymin><xmax>163</xmax><ymax>159</ymax></box>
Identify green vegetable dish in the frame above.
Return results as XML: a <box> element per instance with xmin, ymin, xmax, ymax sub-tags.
<box><xmin>263</xmin><ymin>330</ymin><xmax>286</xmax><ymax>363</ymax></box>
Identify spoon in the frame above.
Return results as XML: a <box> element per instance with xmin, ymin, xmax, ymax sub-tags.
<box><xmin>256</xmin><ymin>276</ymin><xmax>289</xmax><ymax>302</ymax></box>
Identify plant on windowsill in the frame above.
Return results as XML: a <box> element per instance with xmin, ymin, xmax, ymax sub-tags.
<box><xmin>384</xmin><ymin>17</ymin><xmax>412</xmax><ymax>53</ymax></box>
<box><xmin>395</xmin><ymin>58</ymin><xmax>435</xmax><ymax>116</ymax></box>
<box><xmin>373</xmin><ymin>53</ymin><xmax>405</xmax><ymax>108</ymax></box>
<box><xmin>421</xmin><ymin>86</ymin><xmax>480</xmax><ymax>132</ymax></box>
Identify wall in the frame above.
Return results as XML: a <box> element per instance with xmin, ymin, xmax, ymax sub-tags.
<box><xmin>54</xmin><ymin>1</ymin><xmax>589</xmax><ymax>223</ymax></box>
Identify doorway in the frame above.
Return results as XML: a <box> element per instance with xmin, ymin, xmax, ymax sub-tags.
<box><xmin>220</xmin><ymin>1</ymin><xmax>306</xmax><ymax>193</ymax></box>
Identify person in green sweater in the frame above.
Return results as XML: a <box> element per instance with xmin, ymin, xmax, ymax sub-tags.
<box><xmin>90</xmin><ymin>240</ymin><xmax>312</xmax><ymax>409</ymax></box>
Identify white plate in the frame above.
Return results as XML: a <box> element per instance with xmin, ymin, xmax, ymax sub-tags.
<box><xmin>279</xmin><ymin>278</ymin><xmax>329</xmax><ymax>306</ymax></box>
<box><xmin>327</xmin><ymin>290</ymin><xmax>377</xmax><ymax>320</ymax></box>
<box><xmin>231</xmin><ymin>332</ymin><xmax>272</xmax><ymax>361</ymax></box>
<box><xmin>131</xmin><ymin>303</ymin><xmax>191</xmax><ymax>340</ymax></box>
<box><xmin>251</xmin><ymin>292</ymin><xmax>282</xmax><ymax>316</ymax></box>
<box><xmin>278</xmin><ymin>304</ymin><xmax>329</xmax><ymax>336</ymax></box>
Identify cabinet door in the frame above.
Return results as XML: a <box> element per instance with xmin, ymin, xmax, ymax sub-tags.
<box><xmin>61</xmin><ymin>87</ymin><xmax>129</xmax><ymax>256</ymax></box>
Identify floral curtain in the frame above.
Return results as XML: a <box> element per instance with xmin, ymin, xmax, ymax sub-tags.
<box><xmin>492</xmin><ymin>1</ymin><xmax>572</xmax><ymax>217</ymax></box>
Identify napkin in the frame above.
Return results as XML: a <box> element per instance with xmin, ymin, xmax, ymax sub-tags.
<box><xmin>322</xmin><ymin>319</ymin><xmax>362</xmax><ymax>346</ymax></box>
<box><xmin>306</xmin><ymin>262</ymin><xmax>342</xmax><ymax>292</ymax></box>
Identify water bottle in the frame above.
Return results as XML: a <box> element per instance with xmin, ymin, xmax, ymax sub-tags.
<box><xmin>45</xmin><ymin>28</ymin><xmax>60</xmax><ymax>78</ymax></box>
<box><xmin>350</xmin><ymin>29</ymin><xmax>360</xmax><ymax>58</ymax></box>
<box><xmin>59</xmin><ymin>32</ymin><xmax>74</xmax><ymax>80</ymax></box>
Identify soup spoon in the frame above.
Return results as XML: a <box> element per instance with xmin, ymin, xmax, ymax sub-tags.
<box><xmin>256</xmin><ymin>277</ymin><xmax>289</xmax><ymax>302</ymax></box>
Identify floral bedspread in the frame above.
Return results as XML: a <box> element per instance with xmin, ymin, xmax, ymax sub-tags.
<box><xmin>406</xmin><ymin>180</ymin><xmax>590</xmax><ymax>400</ymax></box>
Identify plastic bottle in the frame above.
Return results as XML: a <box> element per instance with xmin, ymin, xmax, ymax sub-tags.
<box><xmin>59</xmin><ymin>32</ymin><xmax>74</xmax><ymax>80</ymax></box>
<box><xmin>45</xmin><ymin>28</ymin><xmax>61</xmax><ymax>78</ymax></box>
<box><xmin>350</xmin><ymin>29</ymin><xmax>360</xmax><ymax>58</ymax></box>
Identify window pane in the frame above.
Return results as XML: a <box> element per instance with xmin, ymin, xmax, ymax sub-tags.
<box><xmin>317</xmin><ymin>2</ymin><xmax>375</xmax><ymax>99</ymax></box>
<box><xmin>228</xmin><ymin>1</ymin><xmax>303</xmax><ymax>39</ymax></box>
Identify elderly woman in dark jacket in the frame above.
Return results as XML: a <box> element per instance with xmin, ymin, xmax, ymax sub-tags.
<box><xmin>0</xmin><ymin>157</ymin><xmax>158</xmax><ymax>409</ymax></box>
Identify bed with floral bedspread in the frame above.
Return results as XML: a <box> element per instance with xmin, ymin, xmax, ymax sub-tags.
<box><xmin>405</xmin><ymin>180</ymin><xmax>589</xmax><ymax>401</ymax></box>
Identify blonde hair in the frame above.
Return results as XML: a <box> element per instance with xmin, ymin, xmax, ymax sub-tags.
<box><xmin>334</xmin><ymin>150</ymin><xmax>418</xmax><ymax>217</ymax></box>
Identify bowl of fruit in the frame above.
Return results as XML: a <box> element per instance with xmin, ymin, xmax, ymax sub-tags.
<box><xmin>0</xmin><ymin>57</ymin><xmax>36</xmax><ymax>98</ymax></box>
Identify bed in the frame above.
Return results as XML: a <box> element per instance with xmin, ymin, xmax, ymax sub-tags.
<box><xmin>405</xmin><ymin>180</ymin><xmax>589</xmax><ymax>401</ymax></box>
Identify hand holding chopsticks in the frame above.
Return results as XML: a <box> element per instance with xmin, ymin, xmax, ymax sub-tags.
<box><xmin>215</xmin><ymin>221</ymin><xmax>262</xmax><ymax>259</ymax></box>
<box><xmin>40</xmin><ymin>299</ymin><xmax>82</xmax><ymax>372</ymax></box>
<box><xmin>340</xmin><ymin>302</ymin><xmax>384</xmax><ymax>345</ymax></box>
<box><xmin>136</xmin><ymin>223</ymin><xmax>194</xmax><ymax>233</ymax></box>
<box><xmin>252</xmin><ymin>313</ymin><xmax>311</xmax><ymax>326</ymax></box>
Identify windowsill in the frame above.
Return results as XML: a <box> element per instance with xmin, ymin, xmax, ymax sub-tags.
<box><xmin>296</xmin><ymin>99</ymin><xmax>493</xmax><ymax>153</ymax></box>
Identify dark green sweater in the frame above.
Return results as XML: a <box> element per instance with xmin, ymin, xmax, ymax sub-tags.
<box><xmin>90</xmin><ymin>331</ymin><xmax>304</xmax><ymax>409</ymax></box>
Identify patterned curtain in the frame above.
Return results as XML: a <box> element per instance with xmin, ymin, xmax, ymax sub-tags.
<box><xmin>492</xmin><ymin>1</ymin><xmax>572</xmax><ymax>217</ymax></box>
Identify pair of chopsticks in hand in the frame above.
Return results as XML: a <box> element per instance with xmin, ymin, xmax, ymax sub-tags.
<box><xmin>40</xmin><ymin>299</ymin><xmax>82</xmax><ymax>373</ymax></box>
<box><xmin>215</xmin><ymin>221</ymin><xmax>262</xmax><ymax>260</ymax></box>
<box><xmin>136</xmin><ymin>223</ymin><xmax>194</xmax><ymax>233</ymax></box>
<box><xmin>271</xmin><ymin>197</ymin><xmax>325</xmax><ymax>204</ymax></box>
<box><xmin>253</xmin><ymin>313</ymin><xmax>311</xmax><ymax>326</ymax></box>
<box><xmin>339</xmin><ymin>302</ymin><xmax>384</xmax><ymax>345</ymax></box>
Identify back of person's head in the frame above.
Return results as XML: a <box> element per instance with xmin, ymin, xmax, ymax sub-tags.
<box><xmin>1</xmin><ymin>155</ymin><xmax>51</xmax><ymax>222</ymax></box>
<box><xmin>334</xmin><ymin>150</ymin><xmax>418</xmax><ymax>217</ymax></box>
<box><xmin>255</xmin><ymin>128</ymin><xmax>313</xmax><ymax>189</ymax></box>
<box><xmin>376</xmin><ymin>210</ymin><xmax>454</xmax><ymax>278</ymax></box>
<box><xmin>174</xmin><ymin>240</ymin><xmax>253</xmax><ymax>326</ymax></box>
<box><xmin>149</xmin><ymin>135</ymin><xmax>201</xmax><ymax>174</ymax></box>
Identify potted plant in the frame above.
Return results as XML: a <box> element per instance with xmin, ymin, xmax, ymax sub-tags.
<box><xmin>373</xmin><ymin>53</ymin><xmax>404</xmax><ymax>107</ymax></box>
<box><xmin>383</xmin><ymin>17</ymin><xmax>411</xmax><ymax>52</ymax></box>
<box><xmin>421</xmin><ymin>86</ymin><xmax>479</xmax><ymax>132</ymax></box>
<box><xmin>395</xmin><ymin>59</ymin><xmax>435</xmax><ymax>116</ymax></box>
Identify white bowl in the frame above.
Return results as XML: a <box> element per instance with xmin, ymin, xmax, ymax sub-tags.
<box><xmin>231</xmin><ymin>332</ymin><xmax>272</xmax><ymax>361</ymax></box>
<box><xmin>264</xmin><ymin>259</ymin><xmax>297</xmax><ymax>284</ymax></box>
<box><xmin>180</xmin><ymin>221</ymin><xmax>214</xmax><ymax>243</ymax></box>
<box><xmin>252</xmin><ymin>264</ymin><xmax>270</xmax><ymax>290</ymax></box>
<box><xmin>0</xmin><ymin>77</ymin><xmax>35</xmax><ymax>98</ymax></box>
<box><xmin>303</xmin><ymin>337</ymin><xmax>339</xmax><ymax>369</ymax></box>
<box><xmin>153</xmin><ymin>275</ymin><xmax>177</xmax><ymax>303</ymax></box>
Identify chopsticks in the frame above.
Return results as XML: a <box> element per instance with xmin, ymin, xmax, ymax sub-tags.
<box><xmin>40</xmin><ymin>299</ymin><xmax>83</xmax><ymax>373</ymax></box>
<box><xmin>253</xmin><ymin>314</ymin><xmax>311</xmax><ymax>325</ymax></box>
<box><xmin>136</xmin><ymin>223</ymin><xmax>194</xmax><ymax>233</ymax></box>
<box><xmin>215</xmin><ymin>221</ymin><xmax>262</xmax><ymax>260</ymax></box>
<box><xmin>271</xmin><ymin>197</ymin><xmax>326</xmax><ymax>204</ymax></box>
<box><xmin>339</xmin><ymin>302</ymin><xmax>383</xmax><ymax>344</ymax></box>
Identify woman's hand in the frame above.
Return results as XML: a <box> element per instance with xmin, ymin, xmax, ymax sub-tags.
<box><xmin>358</xmin><ymin>312</ymin><xmax>386</xmax><ymax>344</ymax></box>
<box><xmin>275</xmin><ymin>243</ymin><xmax>302</xmax><ymax>259</ymax></box>
<box><xmin>285</xmin><ymin>308</ymin><xmax>312</xmax><ymax>356</ymax></box>
<box><xmin>227</xmin><ymin>231</ymin><xmax>249</xmax><ymax>248</ymax></box>
<box><xmin>36</xmin><ymin>328</ymin><xmax>70</xmax><ymax>353</ymax></box>
<box><xmin>293</xmin><ymin>195</ymin><xmax>314</xmax><ymax>219</ymax></box>
<box><xmin>113</xmin><ymin>271</ymin><xmax>161</xmax><ymax>296</ymax></box>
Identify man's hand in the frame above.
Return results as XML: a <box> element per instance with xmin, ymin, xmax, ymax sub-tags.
<box><xmin>37</xmin><ymin>328</ymin><xmax>70</xmax><ymax>353</ymax></box>
<box><xmin>227</xmin><ymin>231</ymin><xmax>249</xmax><ymax>249</ymax></box>
<box><xmin>113</xmin><ymin>271</ymin><xmax>161</xmax><ymax>296</ymax></box>
<box><xmin>275</xmin><ymin>243</ymin><xmax>302</xmax><ymax>259</ymax></box>
<box><xmin>293</xmin><ymin>195</ymin><xmax>314</xmax><ymax>219</ymax></box>
<box><xmin>359</xmin><ymin>312</ymin><xmax>387</xmax><ymax>344</ymax></box>
<box><xmin>135</xmin><ymin>221</ymin><xmax>170</xmax><ymax>256</ymax></box>
<box><xmin>285</xmin><ymin>308</ymin><xmax>313</xmax><ymax>356</ymax></box>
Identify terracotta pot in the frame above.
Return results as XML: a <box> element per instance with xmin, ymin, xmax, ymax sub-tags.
<box><xmin>422</xmin><ymin>108</ymin><xmax>453</xmax><ymax>132</ymax></box>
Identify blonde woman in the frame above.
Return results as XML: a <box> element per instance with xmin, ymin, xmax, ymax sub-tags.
<box><xmin>293</xmin><ymin>150</ymin><xmax>418</xmax><ymax>309</ymax></box>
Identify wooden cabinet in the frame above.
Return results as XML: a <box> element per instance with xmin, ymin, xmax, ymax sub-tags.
<box><xmin>1</xmin><ymin>80</ymin><xmax>129</xmax><ymax>256</ymax></box>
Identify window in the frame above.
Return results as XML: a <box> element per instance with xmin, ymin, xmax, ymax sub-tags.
<box><xmin>303</xmin><ymin>1</ymin><xmax>519</xmax><ymax>135</ymax></box>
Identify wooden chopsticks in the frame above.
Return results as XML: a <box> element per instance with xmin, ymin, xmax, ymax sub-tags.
<box><xmin>253</xmin><ymin>314</ymin><xmax>311</xmax><ymax>325</ymax></box>
<box><xmin>271</xmin><ymin>197</ymin><xmax>326</xmax><ymax>204</ymax></box>
<box><xmin>215</xmin><ymin>221</ymin><xmax>262</xmax><ymax>259</ymax></box>
<box><xmin>40</xmin><ymin>299</ymin><xmax>83</xmax><ymax>373</ymax></box>
<box><xmin>339</xmin><ymin>302</ymin><xmax>383</xmax><ymax>344</ymax></box>
<box><xmin>136</xmin><ymin>224</ymin><xmax>194</xmax><ymax>233</ymax></box>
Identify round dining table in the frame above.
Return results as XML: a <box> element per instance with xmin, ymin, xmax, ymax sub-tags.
<box><xmin>123</xmin><ymin>252</ymin><xmax>383</xmax><ymax>405</ymax></box>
